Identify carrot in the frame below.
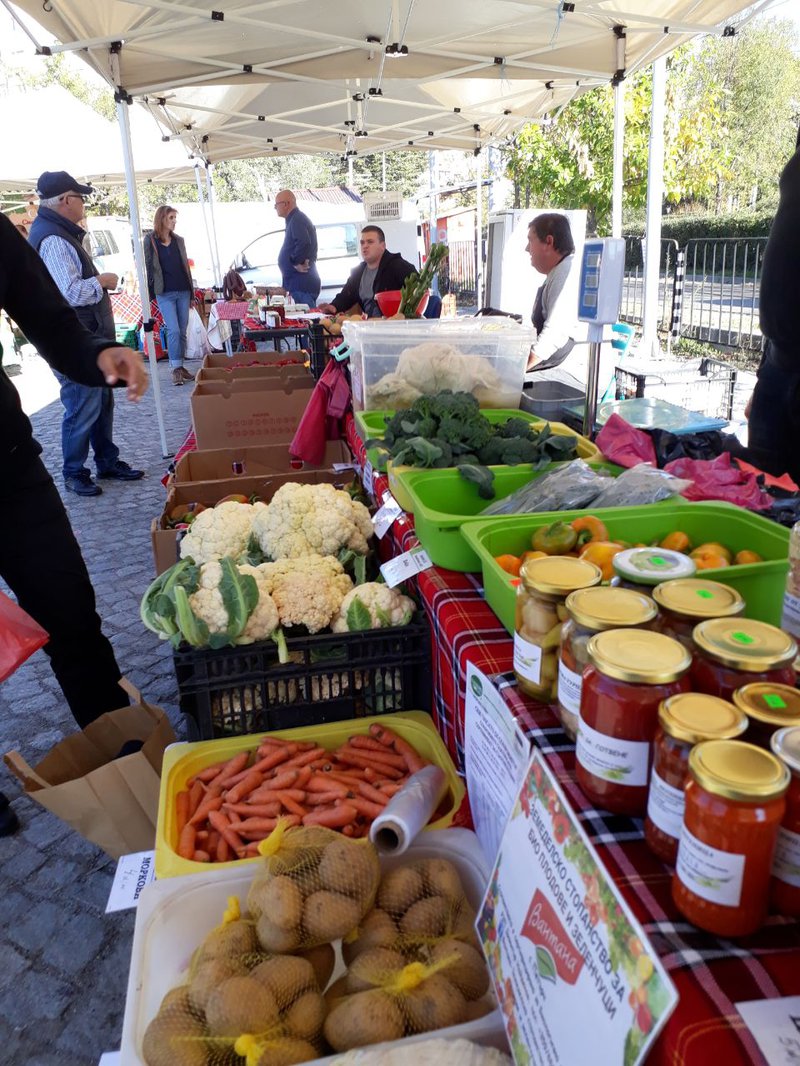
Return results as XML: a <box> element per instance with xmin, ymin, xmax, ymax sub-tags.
<box><xmin>195</xmin><ymin>830</ymin><xmax>209</xmax><ymax>844</ymax></box>
<box><xmin>191</xmin><ymin>760</ymin><xmax>228</xmax><ymax>784</ymax></box>
<box><xmin>251</xmin><ymin>747</ymin><xmax>295</xmax><ymax>774</ymax></box>
<box><xmin>215</xmin><ymin>752</ymin><xmax>251</xmax><ymax>789</ymax></box>
<box><xmin>336</xmin><ymin>745</ymin><xmax>407</xmax><ymax>770</ymax></box>
<box><xmin>189</xmin><ymin>792</ymin><xmax>223</xmax><ymax>826</ymax></box>
<box><xmin>223</xmin><ymin>802</ymin><xmax>281</xmax><ymax>818</ymax></box>
<box><xmin>378</xmin><ymin>782</ymin><xmax>403</xmax><ymax>796</ymax></box>
<box><xmin>207</xmin><ymin>830</ymin><xmax>220</xmax><ymax>860</ymax></box>
<box><xmin>216</xmin><ymin>836</ymin><xmax>230</xmax><ymax>863</ymax></box>
<box><xmin>347</xmin><ymin>735</ymin><xmax>392</xmax><ymax>753</ymax></box>
<box><xmin>368</xmin><ymin>723</ymin><xmax>427</xmax><ymax>773</ymax></box>
<box><xmin>335</xmin><ymin>751</ymin><xmax>404</xmax><ymax>778</ymax></box>
<box><xmin>177</xmin><ymin>823</ymin><xmax>196</xmax><ymax>860</ymax></box>
<box><xmin>306</xmin><ymin>791</ymin><xmax>349</xmax><ymax>806</ymax></box>
<box><xmin>306</xmin><ymin>774</ymin><xmax>349</xmax><ymax>795</ymax></box>
<box><xmin>292</xmin><ymin>766</ymin><xmax>313</xmax><ymax>789</ymax></box>
<box><xmin>302</xmin><ymin>805</ymin><xmax>357</xmax><ymax>828</ymax></box>
<box><xmin>347</xmin><ymin>796</ymin><xmax>384</xmax><ymax>821</ymax></box>
<box><xmin>357</xmin><ymin>781</ymin><xmax>390</xmax><ymax>806</ymax></box>
<box><xmin>275</xmin><ymin>791</ymin><xmax>308</xmax><ymax>817</ymax></box>
<box><xmin>284</xmin><ymin>747</ymin><xmax>328</xmax><ymax>769</ymax></box>
<box><xmin>234</xmin><ymin>817</ymin><xmax>284</xmax><ymax>834</ymax></box>
<box><xmin>208</xmin><ymin>809</ymin><xmax>246</xmax><ymax>858</ymax></box>
<box><xmin>248</xmin><ymin>787</ymin><xmax>308</xmax><ymax>805</ymax></box>
<box><xmin>342</xmin><ymin>824</ymin><xmax>356</xmax><ymax>837</ymax></box>
<box><xmin>224</xmin><ymin>770</ymin><xmax>263</xmax><ymax>805</ymax></box>
<box><xmin>257</xmin><ymin>767</ymin><xmax>300</xmax><ymax>791</ymax></box>
<box><xmin>175</xmin><ymin>790</ymin><xmax>190</xmax><ymax>835</ymax></box>
<box><xmin>188</xmin><ymin>779</ymin><xmax>205</xmax><ymax>817</ymax></box>
<box><xmin>193</xmin><ymin>850</ymin><xmax>211</xmax><ymax>862</ymax></box>
<box><xmin>243</xmin><ymin>842</ymin><xmax>262</xmax><ymax>857</ymax></box>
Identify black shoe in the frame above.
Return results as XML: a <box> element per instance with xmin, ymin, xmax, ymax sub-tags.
<box><xmin>0</xmin><ymin>794</ymin><xmax>19</xmax><ymax>837</ymax></box>
<box><xmin>97</xmin><ymin>461</ymin><xmax>145</xmax><ymax>481</ymax></box>
<box><xmin>65</xmin><ymin>474</ymin><xmax>102</xmax><ymax>496</ymax></box>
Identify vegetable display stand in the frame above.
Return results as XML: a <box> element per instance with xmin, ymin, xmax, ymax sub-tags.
<box><xmin>173</xmin><ymin>616</ymin><xmax>431</xmax><ymax>739</ymax></box>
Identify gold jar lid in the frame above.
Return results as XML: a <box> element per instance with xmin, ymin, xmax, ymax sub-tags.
<box><xmin>587</xmin><ymin>629</ymin><xmax>692</xmax><ymax>684</ymax></box>
<box><xmin>565</xmin><ymin>586</ymin><xmax>657</xmax><ymax>631</ymax></box>
<box><xmin>732</xmin><ymin>683</ymin><xmax>800</xmax><ymax>727</ymax></box>
<box><xmin>659</xmin><ymin>693</ymin><xmax>748</xmax><ymax>744</ymax></box>
<box><xmin>771</xmin><ymin>726</ymin><xmax>800</xmax><ymax>776</ymax></box>
<box><xmin>519</xmin><ymin>556</ymin><xmax>602</xmax><ymax>599</ymax></box>
<box><xmin>689</xmin><ymin>739</ymin><xmax>790</xmax><ymax>802</ymax></box>
<box><xmin>652</xmin><ymin>578</ymin><xmax>745</xmax><ymax>620</ymax></box>
<box><xmin>693</xmin><ymin>618</ymin><xmax>797</xmax><ymax>672</ymax></box>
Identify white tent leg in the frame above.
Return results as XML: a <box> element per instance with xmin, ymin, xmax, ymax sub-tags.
<box><xmin>475</xmin><ymin>147</ymin><xmax>484</xmax><ymax>309</ymax></box>
<box><xmin>641</xmin><ymin>55</ymin><xmax>667</xmax><ymax>360</ymax></box>
<box><xmin>205</xmin><ymin>163</ymin><xmax>223</xmax><ymax>285</ymax></box>
<box><xmin>194</xmin><ymin>164</ymin><xmax>218</xmax><ymax>288</ymax></box>
<box><xmin>115</xmin><ymin>96</ymin><xmax>170</xmax><ymax>457</ymax></box>
<box><xmin>611</xmin><ymin>79</ymin><xmax>625</xmax><ymax>239</ymax></box>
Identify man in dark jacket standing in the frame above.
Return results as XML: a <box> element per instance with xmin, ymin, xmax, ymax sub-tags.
<box><xmin>318</xmin><ymin>225</ymin><xmax>416</xmax><ymax>318</ymax></box>
<box><xmin>29</xmin><ymin>171</ymin><xmax>143</xmax><ymax>496</ymax></box>
<box><xmin>275</xmin><ymin>190</ymin><xmax>321</xmax><ymax>307</ymax></box>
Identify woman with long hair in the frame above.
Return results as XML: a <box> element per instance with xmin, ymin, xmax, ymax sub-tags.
<box><xmin>144</xmin><ymin>205</ymin><xmax>195</xmax><ymax>385</ymax></box>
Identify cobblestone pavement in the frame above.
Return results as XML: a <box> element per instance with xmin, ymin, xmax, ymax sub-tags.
<box><xmin>0</xmin><ymin>353</ymin><xmax>197</xmax><ymax>1065</ymax></box>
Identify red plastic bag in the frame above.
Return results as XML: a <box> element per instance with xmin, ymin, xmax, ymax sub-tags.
<box><xmin>0</xmin><ymin>591</ymin><xmax>49</xmax><ymax>683</ymax></box>
<box><xmin>290</xmin><ymin>358</ymin><xmax>350</xmax><ymax>464</ymax></box>
<box><xmin>595</xmin><ymin>413</ymin><xmax>657</xmax><ymax>468</ymax></box>
<box><xmin>664</xmin><ymin>453</ymin><xmax>772</xmax><ymax>511</ymax></box>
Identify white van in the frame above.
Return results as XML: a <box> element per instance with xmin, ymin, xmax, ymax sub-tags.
<box><xmin>86</xmin><ymin>216</ymin><xmax>135</xmax><ymax>290</ymax></box>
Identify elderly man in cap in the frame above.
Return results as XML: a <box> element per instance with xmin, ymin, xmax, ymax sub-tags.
<box><xmin>29</xmin><ymin>171</ymin><xmax>143</xmax><ymax>496</ymax></box>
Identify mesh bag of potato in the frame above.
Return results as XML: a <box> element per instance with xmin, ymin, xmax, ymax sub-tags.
<box><xmin>247</xmin><ymin>822</ymin><xmax>381</xmax><ymax>952</ymax></box>
<box><xmin>143</xmin><ymin>897</ymin><xmax>336</xmax><ymax>1066</ymax></box>
<box><xmin>323</xmin><ymin>858</ymin><xmax>494</xmax><ymax>1053</ymax></box>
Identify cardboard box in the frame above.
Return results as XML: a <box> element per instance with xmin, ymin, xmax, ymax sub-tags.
<box><xmin>171</xmin><ymin>440</ymin><xmax>353</xmax><ymax>485</ymax></box>
<box><xmin>190</xmin><ymin>372</ymin><xmax>315</xmax><ymax>451</ymax></box>
<box><xmin>195</xmin><ymin>363</ymin><xmax>308</xmax><ymax>384</ymax></box>
<box><xmin>201</xmin><ymin>353</ymin><xmax>306</xmax><ymax>370</ymax></box>
<box><xmin>151</xmin><ymin>468</ymin><xmax>357</xmax><ymax>574</ymax></box>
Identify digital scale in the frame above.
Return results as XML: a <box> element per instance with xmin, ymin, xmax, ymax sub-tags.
<box><xmin>576</xmin><ymin>238</ymin><xmax>626</xmax><ymax>436</ymax></box>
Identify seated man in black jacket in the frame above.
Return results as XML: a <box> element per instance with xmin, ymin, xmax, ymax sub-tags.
<box><xmin>318</xmin><ymin>225</ymin><xmax>416</xmax><ymax>318</ymax></box>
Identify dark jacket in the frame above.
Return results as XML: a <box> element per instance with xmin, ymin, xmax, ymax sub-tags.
<box><xmin>759</xmin><ymin>137</ymin><xmax>800</xmax><ymax>359</ymax></box>
<box><xmin>331</xmin><ymin>250</ymin><xmax>417</xmax><ymax>315</ymax></box>
<box><xmin>278</xmin><ymin>208</ymin><xmax>321</xmax><ymax>300</ymax></box>
<box><xmin>0</xmin><ymin>213</ymin><xmax>109</xmax><ymax>465</ymax></box>
<box><xmin>143</xmin><ymin>231</ymin><xmax>193</xmax><ymax>301</ymax></box>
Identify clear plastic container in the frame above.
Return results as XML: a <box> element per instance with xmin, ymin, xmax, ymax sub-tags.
<box><xmin>612</xmin><ymin>547</ymin><xmax>696</xmax><ymax>591</ymax></box>
<box><xmin>652</xmin><ymin>578</ymin><xmax>745</xmax><ymax>651</ymax></box>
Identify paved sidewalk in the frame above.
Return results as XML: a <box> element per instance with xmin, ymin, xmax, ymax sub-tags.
<box><xmin>0</xmin><ymin>354</ymin><xmax>196</xmax><ymax>1066</ymax></box>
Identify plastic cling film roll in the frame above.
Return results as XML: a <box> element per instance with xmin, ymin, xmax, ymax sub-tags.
<box><xmin>369</xmin><ymin>766</ymin><xmax>447</xmax><ymax>855</ymax></box>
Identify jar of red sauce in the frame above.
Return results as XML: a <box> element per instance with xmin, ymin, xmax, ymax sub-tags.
<box><xmin>691</xmin><ymin>618</ymin><xmax>797</xmax><ymax>700</ymax></box>
<box><xmin>576</xmin><ymin>629</ymin><xmax>692</xmax><ymax>816</ymax></box>
<box><xmin>731</xmin><ymin>683</ymin><xmax>800</xmax><ymax>751</ymax></box>
<box><xmin>651</xmin><ymin>578</ymin><xmax>744</xmax><ymax>652</ymax></box>
<box><xmin>673</xmin><ymin>740</ymin><xmax>788</xmax><ymax>937</ymax></box>
<box><xmin>644</xmin><ymin>694</ymin><xmax>748</xmax><ymax>864</ymax></box>
<box><xmin>558</xmin><ymin>587</ymin><xmax>657</xmax><ymax>742</ymax></box>
<box><xmin>770</xmin><ymin>726</ymin><xmax>800</xmax><ymax>916</ymax></box>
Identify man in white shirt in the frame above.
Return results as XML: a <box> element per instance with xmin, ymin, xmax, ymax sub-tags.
<box><xmin>525</xmin><ymin>213</ymin><xmax>577</xmax><ymax>372</ymax></box>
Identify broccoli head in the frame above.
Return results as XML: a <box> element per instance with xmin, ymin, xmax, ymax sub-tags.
<box><xmin>495</xmin><ymin>416</ymin><xmax>538</xmax><ymax>440</ymax></box>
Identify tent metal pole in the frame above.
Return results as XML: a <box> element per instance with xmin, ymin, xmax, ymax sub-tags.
<box><xmin>194</xmin><ymin>164</ymin><xmax>217</xmax><ymax>288</ymax></box>
<box><xmin>115</xmin><ymin>96</ymin><xmax>170</xmax><ymax>457</ymax></box>
<box><xmin>475</xmin><ymin>147</ymin><xmax>484</xmax><ymax>309</ymax></box>
<box><xmin>641</xmin><ymin>55</ymin><xmax>666</xmax><ymax>360</ymax></box>
<box><xmin>204</xmin><ymin>163</ymin><xmax>223</xmax><ymax>285</ymax></box>
<box><xmin>611</xmin><ymin>78</ymin><xmax>625</xmax><ymax>239</ymax></box>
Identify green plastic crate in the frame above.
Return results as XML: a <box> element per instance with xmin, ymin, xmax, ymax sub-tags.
<box><xmin>398</xmin><ymin>461</ymin><xmax>623</xmax><ymax>572</ymax></box>
<box><xmin>460</xmin><ymin>503</ymin><xmax>790</xmax><ymax>635</ymax></box>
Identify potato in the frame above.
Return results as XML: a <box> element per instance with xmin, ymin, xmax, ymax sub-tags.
<box><xmin>419</xmin><ymin>859</ymin><xmax>465</xmax><ymax>901</ymax></box>
<box><xmin>324</xmin><ymin>989</ymin><xmax>405</xmax><ymax>1052</ymax></box>
<box><xmin>403</xmin><ymin>974</ymin><xmax>467</xmax><ymax>1033</ymax></box>
<box><xmin>346</xmin><ymin>948</ymin><xmax>407</xmax><ymax>993</ymax></box>
<box><xmin>195</xmin><ymin>920</ymin><xmax>258</xmax><ymax>965</ymax></box>
<box><xmin>318</xmin><ymin>838</ymin><xmax>381</xmax><ymax>900</ymax></box>
<box><xmin>256</xmin><ymin>875</ymin><xmax>304</xmax><ymax>931</ymax></box>
<box><xmin>463</xmin><ymin>996</ymin><xmax>496</xmax><ymax>1022</ymax></box>
<box><xmin>342</xmin><ymin>908</ymin><xmax>397</xmax><ymax>966</ymax></box>
<box><xmin>450</xmin><ymin>901</ymin><xmax>481</xmax><ymax>950</ymax></box>
<box><xmin>323</xmin><ymin>974</ymin><xmax>350</xmax><ymax>1010</ymax></box>
<box><xmin>430</xmin><ymin>939</ymin><xmax>489</xmax><ymax>1000</ymax></box>
<box><xmin>256</xmin><ymin>913</ymin><xmax>302</xmax><ymax>954</ymax></box>
<box><xmin>283</xmin><ymin>990</ymin><xmax>326</xmax><ymax>1041</ymax></box>
<box><xmin>399</xmin><ymin>896</ymin><xmax>449</xmax><ymax>938</ymax></box>
<box><xmin>302</xmin><ymin>890</ymin><xmax>361</xmax><ymax>942</ymax></box>
<box><xmin>250</xmin><ymin>956</ymin><xmax>315</xmax><ymax>1009</ymax></box>
<box><xmin>254</xmin><ymin>1038</ymin><xmax>319</xmax><ymax>1066</ymax></box>
<box><xmin>298</xmin><ymin>943</ymin><xmax>336</xmax><ymax>991</ymax></box>
<box><xmin>188</xmin><ymin>957</ymin><xmax>241</xmax><ymax>1013</ymax></box>
<box><xmin>205</xmin><ymin>975</ymin><xmax>280</xmax><ymax>1037</ymax></box>
<box><xmin>142</xmin><ymin>1009</ymin><xmax>207</xmax><ymax>1066</ymax></box>
<box><xmin>377</xmin><ymin>866</ymin><xmax>424</xmax><ymax>916</ymax></box>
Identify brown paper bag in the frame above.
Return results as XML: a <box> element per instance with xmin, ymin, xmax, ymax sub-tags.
<box><xmin>4</xmin><ymin>684</ymin><xmax>176</xmax><ymax>859</ymax></box>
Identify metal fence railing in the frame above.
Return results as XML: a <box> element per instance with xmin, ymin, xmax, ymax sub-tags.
<box><xmin>619</xmin><ymin>237</ymin><xmax>680</xmax><ymax>332</ymax></box>
<box><xmin>439</xmin><ymin>240</ymin><xmax>476</xmax><ymax>306</ymax></box>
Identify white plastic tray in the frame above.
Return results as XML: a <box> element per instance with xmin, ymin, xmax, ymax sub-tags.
<box><xmin>120</xmin><ymin>829</ymin><xmax>508</xmax><ymax>1065</ymax></box>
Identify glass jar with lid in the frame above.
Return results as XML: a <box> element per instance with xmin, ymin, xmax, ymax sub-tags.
<box><xmin>731</xmin><ymin>683</ymin><xmax>800</xmax><ymax>751</ymax></box>
<box><xmin>652</xmin><ymin>578</ymin><xmax>745</xmax><ymax>651</ymax></box>
<box><xmin>644</xmin><ymin>693</ymin><xmax>748</xmax><ymax>864</ymax></box>
<box><xmin>612</xmin><ymin>547</ymin><xmax>696</xmax><ymax>592</ymax></box>
<box><xmin>770</xmin><ymin>726</ymin><xmax>800</xmax><ymax>917</ymax></box>
<box><xmin>691</xmin><ymin>618</ymin><xmax>797</xmax><ymax>700</ymax></box>
<box><xmin>513</xmin><ymin>556</ymin><xmax>602</xmax><ymax>703</ymax></box>
<box><xmin>672</xmin><ymin>740</ymin><xmax>789</xmax><ymax>937</ymax></box>
<box><xmin>576</xmin><ymin>629</ymin><xmax>692</xmax><ymax>816</ymax></box>
<box><xmin>558</xmin><ymin>586</ymin><xmax>657</xmax><ymax>742</ymax></box>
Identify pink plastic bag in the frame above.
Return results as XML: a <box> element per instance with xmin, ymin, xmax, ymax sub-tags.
<box><xmin>0</xmin><ymin>591</ymin><xmax>49</xmax><ymax>683</ymax></box>
<box><xmin>664</xmin><ymin>453</ymin><xmax>772</xmax><ymax>511</ymax></box>
<box><xmin>595</xmin><ymin>414</ymin><xmax>657</xmax><ymax>468</ymax></box>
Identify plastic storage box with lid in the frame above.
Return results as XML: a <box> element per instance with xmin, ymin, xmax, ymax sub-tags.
<box><xmin>155</xmin><ymin>711</ymin><xmax>465</xmax><ymax>878</ymax></box>
<box><xmin>459</xmin><ymin>502</ymin><xmax>791</xmax><ymax>636</ymax></box>
<box><xmin>343</xmin><ymin>318</ymin><xmax>535</xmax><ymax>412</ymax></box>
<box><xmin>121</xmin><ymin>828</ymin><xmax>508</xmax><ymax>1066</ymax></box>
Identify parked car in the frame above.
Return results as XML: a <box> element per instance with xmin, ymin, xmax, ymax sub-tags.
<box><xmin>86</xmin><ymin>216</ymin><xmax>135</xmax><ymax>291</ymax></box>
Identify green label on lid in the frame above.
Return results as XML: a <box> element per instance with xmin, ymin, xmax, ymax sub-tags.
<box><xmin>650</xmin><ymin>556</ymin><xmax>667</xmax><ymax>566</ymax></box>
<box><xmin>763</xmin><ymin>693</ymin><xmax>787</xmax><ymax>709</ymax></box>
<box><xmin>732</xmin><ymin>632</ymin><xmax>755</xmax><ymax>645</ymax></box>
<box><xmin>696</xmin><ymin>590</ymin><xmax>714</xmax><ymax>599</ymax></box>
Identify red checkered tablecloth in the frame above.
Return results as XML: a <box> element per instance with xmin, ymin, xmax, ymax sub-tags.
<box><xmin>345</xmin><ymin>413</ymin><xmax>800</xmax><ymax>1066</ymax></box>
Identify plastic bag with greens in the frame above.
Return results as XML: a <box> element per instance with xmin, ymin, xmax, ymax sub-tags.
<box><xmin>589</xmin><ymin>463</ymin><xmax>692</xmax><ymax>508</ymax></box>
<box><xmin>482</xmin><ymin>459</ymin><xmax>610</xmax><ymax>516</ymax></box>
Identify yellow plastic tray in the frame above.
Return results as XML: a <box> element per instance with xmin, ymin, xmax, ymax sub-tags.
<box><xmin>155</xmin><ymin>711</ymin><xmax>465</xmax><ymax>879</ymax></box>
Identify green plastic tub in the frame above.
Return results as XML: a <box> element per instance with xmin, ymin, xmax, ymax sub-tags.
<box><xmin>460</xmin><ymin>503</ymin><xmax>790</xmax><ymax>635</ymax></box>
<box><xmin>398</xmin><ymin>461</ymin><xmax>623</xmax><ymax>572</ymax></box>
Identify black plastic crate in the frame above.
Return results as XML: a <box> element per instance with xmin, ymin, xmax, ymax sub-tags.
<box><xmin>173</xmin><ymin>616</ymin><xmax>431</xmax><ymax>739</ymax></box>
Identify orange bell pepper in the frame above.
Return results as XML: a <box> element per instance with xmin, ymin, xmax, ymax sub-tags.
<box><xmin>494</xmin><ymin>554</ymin><xmax>522</xmax><ymax>577</ymax></box>
<box><xmin>519</xmin><ymin>550</ymin><xmax>548</xmax><ymax>568</ymax></box>
<box><xmin>660</xmin><ymin>531</ymin><xmax>691</xmax><ymax>553</ymax></box>
<box><xmin>579</xmin><ymin>540</ymin><xmax>625</xmax><ymax>581</ymax></box>
<box><xmin>734</xmin><ymin>549</ymin><xmax>762</xmax><ymax>565</ymax></box>
<box><xmin>691</xmin><ymin>548</ymin><xmax>729</xmax><ymax>571</ymax></box>
<box><xmin>571</xmin><ymin>515</ymin><xmax>609</xmax><ymax>547</ymax></box>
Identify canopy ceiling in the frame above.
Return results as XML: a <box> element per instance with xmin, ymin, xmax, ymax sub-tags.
<box><xmin>9</xmin><ymin>0</ymin><xmax>772</xmax><ymax>162</ymax></box>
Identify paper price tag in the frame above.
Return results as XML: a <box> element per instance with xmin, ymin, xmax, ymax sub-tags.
<box><xmin>331</xmin><ymin>462</ymin><xmax>358</xmax><ymax>473</ymax></box>
<box><xmin>362</xmin><ymin>459</ymin><xmax>374</xmax><ymax>495</ymax></box>
<box><xmin>372</xmin><ymin>492</ymin><xmax>403</xmax><ymax>539</ymax></box>
<box><xmin>105</xmin><ymin>850</ymin><xmax>156</xmax><ymax>913</ymax></box>
<box><xmin>380</xmin><ymin>547</ymin><xmax>433</xmax><ymax>587</ymax></box>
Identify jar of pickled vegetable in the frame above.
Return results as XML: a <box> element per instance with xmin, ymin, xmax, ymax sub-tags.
<box><xmin>612</xmin><ymin>548</ymin><xmax>696</xmax><ymax>591</ymax></box>
<box><xmin>576</xmin><ymin>629</ymin><xmax>692</xmax><ymax>816</ymax></box>
<box><xmin>673</xmin><ymin>740</ymin><xmax>789</xmax><ymax>937</ymax></box>
<box><xmin>731</xmin><ymin>683</ymin><xmax>800</xmax><ymax>750</ymax></box>
<box><xmin>558</xmin><ymin>587</ymin><xmax>657</xmax><ymax>742</ymax></box>
<box><xmin>652</xmin><ymin>578</ymin><xmax>744</xmax><ymax>651</ymax></box>
<box><xmin>691</xmin><ymin>618</ymin><xmax>797</xmax><ymax>700</ymax></box>
<box><xmin>513</xmin><ymin>556</ymin><xmax>602</xmax><ymax>702</ymax></box>
<box><xmin>644</xmin><ymin>694</ymin><xmax>748</xmax><ymax>864</ymax></box>
<box><xmin>770</xmin><ymin>726</ymin><xmax>800</xmax><ymax>916</ymax></box>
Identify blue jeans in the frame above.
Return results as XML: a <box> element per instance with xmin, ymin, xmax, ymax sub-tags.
<box><xmin>289</xmin><ymin>289</ymin><xmax>319</xmax><ymax>307</ymax></box>
<box><xmin>53</xmin><ymin>372</ymin><xmax>119</xmax><ymax>480</ymax></box>
<box><xmin>156</xmin><ymin>290</ymin><xmax>191</xmax><ymax>367</ymax></box>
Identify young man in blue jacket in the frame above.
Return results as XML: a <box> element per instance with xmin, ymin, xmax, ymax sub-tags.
<box><xmin>275</xmin><ymin>190</ymin><xmax>321</xmax><ymax>307</ymax></box>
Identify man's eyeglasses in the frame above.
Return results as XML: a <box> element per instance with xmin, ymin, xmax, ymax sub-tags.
<box><xmin>275</xmin><ymin>200</ymin><xmax>291</xmax><ymax>207</ymax></box>
<box><xmin>61</xmin><ymin>194</ymin><xmax>88</xmax><ymax>204</ymax></box>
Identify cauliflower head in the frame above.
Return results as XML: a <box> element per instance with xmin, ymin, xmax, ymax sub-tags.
<box><xmin>179</xmin><ymin>501</ymin><xmax>264</xmax><ymax>565</ymax></box>
<box><xmin>186</xmin><ymin>558</ymin><xmax>279</xmax><ymax>645</ymax></box>
<box><xmin>236</xmin><ymin>563</ymin><xmax>280</xmax><ymax>644</ymax></box>
<box><xmin>331</xmin><ymin>582</ymin><xmax>415</xmax><ymax>633</ymax></box>
<box><xmin>257</xmin><ymin>555</ymin><xmax>353</xmax><ymax>633</ymax></box>
<box><xmin>252</xmin><ymin>483</ymin><xmax>373</xmax><ymax>560</ymax></box>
